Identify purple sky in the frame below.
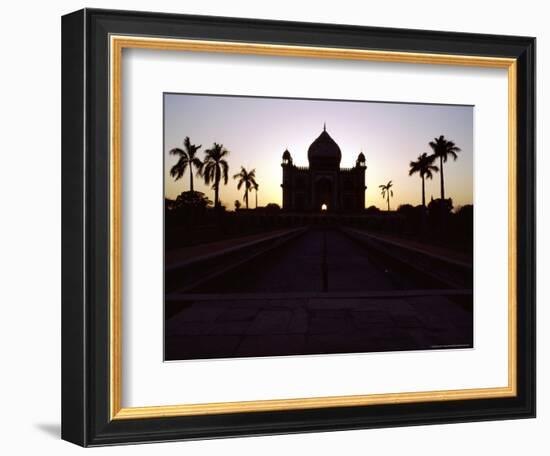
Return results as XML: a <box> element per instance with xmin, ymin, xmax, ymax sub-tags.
<box><xmin>164</xmin><ymin>93</ymin><xmax>473</xmax><ymax>210</ymax></box>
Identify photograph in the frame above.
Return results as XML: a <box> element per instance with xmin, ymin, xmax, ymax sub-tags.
<box><xmin>163</xmin><ymin>93</ymin><xmax>474</xmax><ymax>360</ymax></box>
<box><xmin>57</xmin><ymin>5</ymin><xmax>536</xmax><ymax>448</ymax></box>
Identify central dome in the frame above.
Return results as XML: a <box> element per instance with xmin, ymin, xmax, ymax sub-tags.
<box><xmin>307</xmin><ymin>126</ymin><xmax>342</xmax><ymax>167</ymax></box>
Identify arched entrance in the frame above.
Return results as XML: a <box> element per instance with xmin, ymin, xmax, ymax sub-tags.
<box><xmin>315</xmin><ymin>178</ymin><xmax>333</xmax><ymax>212</ymax></box>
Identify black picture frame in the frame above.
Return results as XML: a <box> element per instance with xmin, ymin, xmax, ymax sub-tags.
<box><xmin>62</xmin><ymin>8</ymin><xmax>535</xmax><ymax>447</ymax></box>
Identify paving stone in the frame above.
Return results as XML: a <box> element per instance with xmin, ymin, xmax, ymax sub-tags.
<box><xmin>310</xmin><ymin>309</ymin><xmax>349</xmax><ymax>318</ymax></box>
<box><xmin>414</xmin><ymin>313</ymin><xmax>449</xmax><ymax>330</ymax></box>
<box><xmin>215</xmin><ymin>299</ymin><xmax>270</xmax><ymax>309</ymax></box>
<box><xmin>390</xmin><ymin>313</ymin><xmax>424</xmax><ymax>328</ymax></box>
<box><xmin>379</xmin><ymin>298</ymin><xmax>417</xmax><ymax>315</ymax></box>
<box><xmin>404</xmin><ymin>328</ymin><xmax>434</xmax><ymax>349</ymax></box>
<box><xmin>356</xmin><ymin>325</ymin><xmax>408</xmax><ymax>340</ymax></box>
<box><xmin>406</xmin><ymin>295</ymin><xmax>473</xmax><ymax>330</ymax></box>
<box><xmin>267</xmin><ymin>298</ymin><xmax>306</xmax><ymax>309</ymax></box>
<box><xmin>351</xmin><ymin>310</ymin><xmax>394</xmax><ymax>328</ymax></box>
<box><xmin>246</xmin><ymin>310</ymin><xmax>293</xmax><ymax>335</ymax></box>
<box><xmin>421</xmin><ymin>326</ymin><xmax>473</xmax><ymax>348</ymax></box>
<box><xmin>169</xmin><ymin>305</ymin><xmax>223</xmax><ymax>323</ymax></box>
<box><xmin>307</xmin><ymin>298</ymin><xmax>354</xmax><ymax>310</ymax></box>
<box><xmin>165</xmin><ymin>321</ymin><xmax>214</xmax><ymax>337</ymax></box>
<box><xmin>308</xmin><ymin>310</ymin><xmax>353</xmax><ymax>334</ymax></box>
<box><xmin>217</xmin><ymin>307</ymin><xmax>259</xmax><ymax>322</ymax></box>
<box><xmin>164</xmin><ymin>335</ymin><xmax>242</xmax><ymax>360</ymax></box>
<box><xmin>235</xmin><ymin>335</ymin><xmax>306</xmax><ymax>357</ymax></box>
<box><xmin>305</xmin><ymin>332</ymin><xmax>386</xmax><ymax>354</ymax></box>
<box><xmin>287</xmin><ymin>307</ymin><xmax>310</xmax><ymax>334</ymax></box>
<box><xmin>373</xmin><ymin>335</ymin><xmax>418</xmax><ymax>352</ymax></box>
<box><xmin>341</xmin><ymin>299</ymin><xmax>382</xmax><ymax>311</ymax></box>
<box><xmin>208</xmin><ymin>321</ymin><xmax>251</xmax><ymax>335</ymax></box>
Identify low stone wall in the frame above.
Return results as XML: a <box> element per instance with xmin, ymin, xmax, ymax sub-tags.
<box><xmin>342</xmin><ymin>227</ymin><xmax>473</xmax><ymax>290</ymax></box>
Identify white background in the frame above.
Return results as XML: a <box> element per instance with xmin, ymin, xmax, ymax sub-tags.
<box><xmin>0</xmin><ymin>0</ymin><xmax>546</xmax><ymax>454</ymax></box>
<box><xmin>123</xmin><ymin>50</ymin><xmax>508</xmax><ymax>406</ymax></box>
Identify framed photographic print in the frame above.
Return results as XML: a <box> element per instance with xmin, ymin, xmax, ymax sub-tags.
<box><xmin>61</xmin><ymin>8</ymin><xmax>536</xmax><ymax>446</ymax></box>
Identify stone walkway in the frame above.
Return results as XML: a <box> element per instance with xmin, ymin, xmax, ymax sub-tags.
<box><xmin>349</xmin><ymin>229</ymin><xmax>473</xmax><ymax>267</ymax></box>
<box><xmin>165</xmin><ymin>292</ymin><xmax>473</xmax><ymax>360</ymax></box>
<box><xmin>166</xmin><ymin>228</ymin><xmax>300</xmax><ymax>269</ymax></box>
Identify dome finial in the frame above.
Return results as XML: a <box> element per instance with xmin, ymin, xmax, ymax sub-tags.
<box><xmin>323</xmin><ymin>122</ymin><xmax>326</xmax><ymax>132</ymax></box>
<box><xmin>308</xmin><ymin>126</ymin><xmax>342</xmax><ymax>167</ymax></box>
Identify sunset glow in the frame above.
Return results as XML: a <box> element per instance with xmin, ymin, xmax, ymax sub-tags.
<box><xmin>164</xmin><ymin>94</ymin><xmax>473</xmax><ymax>210</ymax></box>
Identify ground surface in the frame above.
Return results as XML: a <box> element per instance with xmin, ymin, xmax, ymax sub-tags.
<box><xmin>165</xmin><ymin>228</ymin><xmax>473</xmax><ymax>360</ymax></box>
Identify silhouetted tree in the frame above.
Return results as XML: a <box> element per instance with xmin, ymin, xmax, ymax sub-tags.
<box><xmin>265</xmin><ymin>203</ymin><xmax>280</xmax><ymax>212</ymax></box>
<box><xmin>397</xmin><ymin>204</ymin><xmax>415</xmax><ymax>213</ymax></box>
<box><xmin>455</xmin><ymin>204</ymin><xmax>473</xmax><ymax>218</ymax></box>
<box><xmin>397</xmin><ymin>203</ymin><xmax>425</xmax><ymax>234</ymax></box>
<box><xmin>201</xmin><ymin>143</ymin><xmax>230</xmax><ymax>208</ymax></box>
<box><xmin>173</xmin><ymin>190</ymin><xmax>212</xmax><ymax>210</ymax></box>
<box><xmin>165</xmin><ymin>197</ymin><xmax>176</xmax><ymax>211</ymax></box>
<box><xmin>454</xmin><ymin>204</ymin><xmax>474</xmax><ymax>246</ymax></box>
<box><xmin>429</xmin><ymin>135</ymin><xmax>461</xmax><ymax>200</ymax></box>
<box><xmin>409</xmin><ymin>152</ymin><xmax>439</xmax><ymax>208</ymax></box>
<box><xmin>233</xmin><ymin>166</ymin><xmax>258</xmax><ymax>209</ymax></box>
<box><xmin>428</xmin><ymin>197</ymin><xmax>453</xmax><ymax>225</ymax></box>
<box><xmin>234</xmin><ymin>200</ymin><xmax>241</xmax><ymax>211</ymax></box>
<box><xmin>365</xmin><ymin>205</ymin><xmax>380</xmax><ymax>215</ymax></box>
<box><xmin>379</xmin><ymin>180</ymin><xmax>394</xmax><ymax>211</ymax></box>
<box><xmin>169</xmin><ymin>191</ymin><xmax>212</xmax><ymax>224</ymax></box>
<box><xmin>169</xmin><ymin>136</ymin><xmax>202</xmax><ymax>192</ymax></box>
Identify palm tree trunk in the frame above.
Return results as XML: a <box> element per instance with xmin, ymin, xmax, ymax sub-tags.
<box><xmin>421</xmin><ymin>175</ymin><xmax>426</xmax><ymax>208</ymax></box>
<box><xmin>255</xmin><ymin>190</ymin><xmax>258</xmax><ymax>208</ymax></box>
<box><xmin>214</xmin><ymin>167</ymin><xmax>220</xmax><ymax>207</ymax></box>
<box><xmin>440</xmin><ymin>156</ymin><xmax>445</xmax><ymax>200</ymax></box>
<box><xmin>245</xmin><ymin>190</ymin><xmax>249</xmax><ymax>209</ymax></box>
<box><xmin>387</xmin><ymin>194</ymin><xmax>390</xmax><ymax>211</ymax></box>
<box><xmin>189</xmin><ymin>166</ymin><xmax>194</xmax><ymax>192</ymax></box>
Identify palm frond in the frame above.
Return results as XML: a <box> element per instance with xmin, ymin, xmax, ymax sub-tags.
<box><xmin>169</xmin><ymin>157</ymin><xmax>188</xmax><ymax>180</ymax></box>
<box><xmin>191</xmin><ymin>157</ymin><xmax>203</xmax><ymax>174</ymax></box>
<box><xmin>169</xmin><ymin>147</ymin><xmax>186</xmax><ymax>157</ymax></box>
<box><xmin>428</xmin><ymin>135</ymin><xmax>461</xmax><ymax>163</ymax></box>
<box><xmin>202</xmin><ymin>163</ymin><xmax>214</xmax><ymax>185</ymax></box>
<box><xmin>220</xmin><ymin>160</ymin><xmax>229</xmax><ymax>184</ymax></box>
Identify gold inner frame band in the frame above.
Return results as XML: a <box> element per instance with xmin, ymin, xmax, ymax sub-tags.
<box><xmin>109</xmin><ymin>35</ymin><xmax>517</xmax><ymax>420</ymax></box>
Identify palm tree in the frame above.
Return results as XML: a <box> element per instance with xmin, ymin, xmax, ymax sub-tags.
<box><xmin>233</xmin><ymin>166</ymin><xmax>258</xmax><ymax>209</ymax></box>
<box><xmin>409</xmin><ymin>153</ymin><xmax>439</xmax><ymax>208</ymax></box>
<box><xmin>201</xmin><ymin>143</ymin><xmax>230</xmax><ymax>208</ymax></box>
<box><xmin>379</xmin><ymin>181</ymin><xmax>394</xmax><ymax>211</ymax></box>
<box><xmin>169</xmin><ymin>136</ymin><xmax>202</xmax><ymax>192</ymax></box>
<box><xmin>429</xmin><ymin>135</ymin><xmax>461</xmax><ymax>200</ymax></box>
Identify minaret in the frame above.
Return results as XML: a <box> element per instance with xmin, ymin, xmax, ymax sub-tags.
<box><xmin>355</xmin><ymin>149</ymin><xmax>367</xmax><ymax>211</ymax></box>
<box><xmin>281</xmin><ymin>148</ymin><xmax>293</xmax><ymax>210</ymax></box>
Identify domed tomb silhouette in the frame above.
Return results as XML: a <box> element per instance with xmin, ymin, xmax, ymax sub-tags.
<box><xmin>281</xmin><ymin>125</ymin><xmax>367</xmax><ymax>213</ymax></box>
<box><xmin>307</xmin><ymin>124</ymin><xmax>342</xmax><ymax>169</ymax></box>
